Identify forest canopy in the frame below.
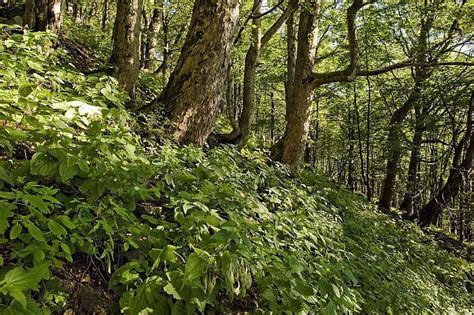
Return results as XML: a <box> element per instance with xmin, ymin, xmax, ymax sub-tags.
<box><xmin>0</xmin><ymin>0</ymin><xmax>472</xmax><ymax>313</ymax></box>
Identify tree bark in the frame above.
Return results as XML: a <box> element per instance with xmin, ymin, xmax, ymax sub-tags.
<box><xmin>418</xmin><ymin>93</ymin><xmax>473</xmax><ymax>227</ymax></box>
<box><xmin>101</xmin><ymin>0</ymin><xmax>108</xmax><ymax>31</ymax></box>
<box><xmin>24</xmin><ymin>0</ymin><xmax>63</xmax><ymax>32</ymax></box>
<box><xmin>400</xmin><ymin>105</ymin><xmax>425</xmax><ymax>214</ymax></box>
<box><xmin>110</xmin><ymin>0</ymin><xmax>144</xmax><ymax>98</ymax></box>
<box><xmin>152</xmin><ymin>0</ymin><xmax>240</xmax><ymax>145</ymax></box>
<box><xmin>143</xmin><ymin>6</ymin><xmax>162</xmax><ymax>70</ymax></box>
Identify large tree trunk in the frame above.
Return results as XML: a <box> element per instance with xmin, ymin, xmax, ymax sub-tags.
<box><xmin>418</xmin><ymin>93</ymin><xmax>473</xmax><ymax>227</ymax></box>
<box><xmin>153</xmin><ymin>0</ymin><xmax>240</xmax><ymax>145</ymax></box>
<box><xmin>272</xmin><ymin>1</ymin><xmax>320</xmax><ymax>166</ymax></box>
<box><xmin>400</xmin><ymin>106</ymin><xmax>425</xmax><ymax>214</ymax></box>
<box><xmin>110</xmin><ymin>0</ymin><xmax>144</xmax><ymax>98</ymax></box>
<box><xmin>24</xmin><ymin>0</ymin><xmax>63</xmax><ymax>32</ymax></box>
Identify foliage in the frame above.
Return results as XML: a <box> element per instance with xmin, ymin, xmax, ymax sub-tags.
<box><xmin>0</xmin><ymin>26</ymin><xmax>472</xmax><ymax>313</ymax></box>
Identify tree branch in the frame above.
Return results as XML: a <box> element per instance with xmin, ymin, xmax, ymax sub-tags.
<box><xmin>261</xmin><ymin>0</ymin><xmax>299</xmax><ymax>47</ymax></box>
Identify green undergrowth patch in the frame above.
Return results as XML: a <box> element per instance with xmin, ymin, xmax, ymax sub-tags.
<box><xmin>0</xmin><ymin>26</ymin><xmax>472</xmax><ymax>314</ymax></box>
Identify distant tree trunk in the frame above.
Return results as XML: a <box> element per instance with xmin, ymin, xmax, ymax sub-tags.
<box><xmin>24</xmin><ymin>0</ymin><xmax>63</xmax><ymax>32</ymax></box>
<box><xmin>222</xmin><ymin>0</ymin><xmax>298</xmax><ymax>146</ymax></box>
<box><xmin>270</xmin><ymin>92</ymin><xmax>276</xmax><ymax>145</ymax></box>
<box><xmin>110</xmin><ymin>0</ymin><xmax>144</xmax><ymax>98</ymax></box>
<box><xmin>285</xmin><ymin>11</ymin><xmax>297</xmax><ymax>107</ymax></box>
<box><xmin>400</xmin><ymin>105</ymin><xmax>425</xmax><ymax>214</ymax></box>
<box><xmin>354</xmin><ymin>82</ymin><xmax>367</xmax><ymax>193</ymax></box>
<box><xmin>378</xmin><ymin>8</ymin><xmax>432</xmax><ymax>211</ymax></box>
<box><xmin>271</xmin><ymin>1</ymin><xmax>320</xmax><ymax>165</ymax></box>
<box><xmin>347</xmin><ymin>112</ymin><xmax>356</xmax><ymax>192</ymax></box>
<box><xmin>378</xmin><ymin>85</ymin><xmax>422</xmax><ymax>211</ymax></box>
<box><xmin>143</xmin><ymin>6</ymin><xmax>162</xmax><ymax>69</ymax></box>
<box><xmin>418</xmin><ymin>93</ymin><xmax>473</xmax><ymax>227</ymax></box>
<box><xmin>150</xmin><ymin>0</ymin><xmax>240</xmax><ymax>145</ymax></box>
<box><xmin>101</xmin><ymin>0</ymin><xmax>108</xmax><ymax>31</ymax></box>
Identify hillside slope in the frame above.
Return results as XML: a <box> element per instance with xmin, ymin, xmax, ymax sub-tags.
<box><xmin>0</xmin><ymin>26</ymin><xmax>472</xmax><ymax>314</ymax></box>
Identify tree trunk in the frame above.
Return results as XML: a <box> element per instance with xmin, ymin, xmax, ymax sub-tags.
<box><xmin>143</xmin><ymin>6</ymin><xmax>162</xmax><ymax>70</ymax></box>
<box><xmin>110</xmin><ymin>0</ymin><xmax>144</xmax><ymax>98</ymax></box>
<box><xmin>154</xmin><ymin>0</ymin><xmax>240</xmax><ymax>145</ymax></box>
<box><xmin>347</xmin><ymin>111</ymin><xmax>356</xmax><ymax>192</ymax></box>
<box><xmin>271</xmin><ymin>1</ymin><xmax>320</xmax><ymax>166</ymax></box>
<box><xmin>237</xmin><ymin>0</ymin><xmax>261</xmax><ymax>146</ymax></box>
<box><xmin>223</xmin><ymin>0</ymin><xmax>298</xmax><ymax>146</ymax></box>
<box><xmin>25</xmin><ymin>0</ymin><xmax>63</xmax><ymax>32</ymax></box>
<box><xmin>400</xmin><ymin>105</ymin><xmax>425</xmax><ymax>214</ymax></box>
<box><xmin>378</xmin><ymin>85</ymin><xmax>422</xmax><ymax>211</ymax></box>
<box><xmin>285</xmin><ymin>11</ymin><xmax>297</xmax><ymax>107</ymax></box>
<box><xmin>101</xmin><ymin>0</ymin><xmax>108</xmax><ymax>31</ymax></box>
<box><xmin>418</xmin><ymin>93</ymin><xmax>473</xmax><ymax>227</ymax></box>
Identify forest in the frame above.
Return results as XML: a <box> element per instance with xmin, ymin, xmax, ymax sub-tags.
<box><xmin>0</xmin><ymin>0</ymin><xmax>472</xmax><ymax>313</ymax></box>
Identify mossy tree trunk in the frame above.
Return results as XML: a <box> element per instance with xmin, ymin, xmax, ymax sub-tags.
<box><xmin>110</xmin><ymin>0</ymin><xmax>144</xmax><ymax>98</ymax></box>
<box><xmin>155</xmin><ymin>0</ymin><xmax>240</xmax><ymax>145</ymax></box>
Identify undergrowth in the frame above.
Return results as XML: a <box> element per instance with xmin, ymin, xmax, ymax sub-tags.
<box><xmin>0</xmin><ymin>25</ymin><xmax>472</xmax><ymax>314</ymax></box>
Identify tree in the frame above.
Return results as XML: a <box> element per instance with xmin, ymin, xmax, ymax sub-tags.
<box><xmin>110</xmin><ymin>0</ymin><xmax>144</xmax><ymax>98</ymax></box>
<box><xmin>221</xmin><ymin>0</ymin><xmax>299</xmax><ymax>146</ymax></box>
<box><xmin>272</xmin><ymin>0</ymin><xmax>366</xmax><ymax>166</ymax></box>
<box><xmin>418</xmin><ymin>93</ymin><xmax>473</xmax><ymax>227</ymax></box>
<box><xmin>24</xmin><ymin>0</ymin><xmax>63</xmax><ymax>32</ymax></box>
<box><xmin>146</xmin><ymin>0</ymin><xmax>241</xmax><ymax>145</ymax></box>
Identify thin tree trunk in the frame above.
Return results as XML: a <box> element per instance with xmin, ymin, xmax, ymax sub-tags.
<box><xmin>223</xmin><ymin>0</ymin><xmax>298</xmax><ymax>146</ymax></box>
<box><xmin>348</xmin><ymin>111</ymin><xmax>356</xmax><ymax>192</ymax></box>
<box><xmin>400</xmin><ymin>105</ymin><xmax>425</xmax><ymax>214</ymax></box>
<box><xmin>110</xmin><ymin>0</ymin><xmax>144</xmax><ymax>98</ymax></box>
<box><xmin>101</xmin><ymin>0</ymin><xmax>108</xmax><ymax>31</ymax></box>
<box><xmin>286</xmin><ymin>11</ymin><xmax>297</xmax><ymax>107</ymax></box>
<box><xmin>378</xmin><ymin>85</ymin><xmax>422</xmax><ymax>211</ymax></box>
<box><xmin>143</xmin><ymin>6</ymin><xmax>162</xmax><ymax>69</ymax></box>
<box><xmin>354</xmin><ymin>82</ymin><xmax>367</xmax><ymax>193</ymax></box>
<box><xmin>150</xmin><ymin>0</ymin><xmax>240</xmax><ymax>145</ymax></box>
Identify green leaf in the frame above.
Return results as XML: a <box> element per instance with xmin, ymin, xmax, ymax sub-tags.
<box><xmin>8</xmin><ymin>287</ymin><xmax>26</xmax><ymax>308</ymax></box>
<box><xmin>164</xmin><ymin>282</ymin><xmax>182</xmax><ymax>300</ymax></box>
<box><xmin>30</xmin><ymin>153</ymin><xmax>58</xmax><ymax>177</ymax></box>
<box><xmin>161</xmin><ymin>245</ymin><xmax>178</xmax><ymax>264</ymax></box>
<box><xmin>18</xmin><ymin>84</ymin><xmax>35</xmax><ymax>97</ymax></box>
<box><xmin>25</xmin><ymin>222</ymin><xmax>46</xmax><ymax>242</ymax></box>
<box><xmin>47</xmin><ymin>220</ymin><xmax>67</xmax><ymax>238</ymax></box>
<box><xmin>60</xmin><ymin>243</ymin><xmax>71</xmax><ymax>254</ymax></box>
<box><xmin>9</xmin><ymin>223</ymin><xmax>22</xmax><ymax>240</ymax></box>
<box><xmin>331</xmin><ymin>284</ymin><xmax>341</xmax><ymax>298</ymax></box>
<box><xmin>0</xmin><ymin>203</ymin><xmax>15</xmax><ymax>235</ymax></box>
<box><xmin>184</xmin><ymin>253</ymin><xmax>208</xmax><ymax>284</ymax></box>
<box><xmin>27</xmin><ymin>60</ymin><xmax>43</xmax><ymax>72</ymax></box>
<box><xmin>295</xmin><ymin>282</ymin><xmax>314</xmax><ymax>297</ymax></box>
<box><xmin>59</xmin><ymin>162</ymin><xmax>78</xmax><ymax>182</ymax></box>
<box><xmin>2</xmin><ymin>263</ymin><xmax>49</xmax><ymax>292</ymax></box>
